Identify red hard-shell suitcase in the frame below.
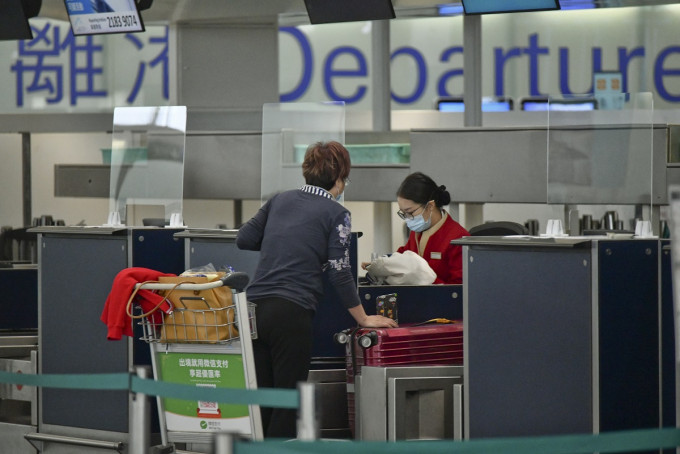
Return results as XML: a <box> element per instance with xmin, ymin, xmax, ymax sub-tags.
<box><xmin>338</xmin><ymin>321</ymin><xmax>464</xmax><ymax>437</ymax></box>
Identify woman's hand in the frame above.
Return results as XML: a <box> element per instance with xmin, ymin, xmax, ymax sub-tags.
<box><xmin>360</xmin><ymin>261</ymin><xmax>371</xmax><ymax>270</ymax></box>
<box><xmin>359</xmin><ymin>314</ymin><xmax>398</xmax><ymax>328</ymax></box>
<box><xmin>348</xmin><ymin>305</ymin><xmax>398</xmax><ymax>328</ymax></box>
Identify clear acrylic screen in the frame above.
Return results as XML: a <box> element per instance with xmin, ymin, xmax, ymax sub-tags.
<box><xmin>108</xmin><ymin>106</ymin><xmax>187</xmax><ymax>225</ymax></box>
<box><xmin>547</xmin><ymin>93</ymin><xmax>654</xmax><ymax>212</ymax></box>
<box><xmin>261</xmin><ymin>102</ymin><xmax>345</xmax><ymax>204</ymax></box>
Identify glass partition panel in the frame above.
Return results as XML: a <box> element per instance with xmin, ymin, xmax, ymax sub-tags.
<box><xmin>107</xmin><ymin>106</ymin><xmax>187</xmax><ymax>227</ymax></box>
<box><xmin>547</xmin><ymin>93</ymin><xmax>654</xmax><ymax>224</ymax></box>
<box><xmin>261</xmin><ymin>102</ymin><xmax>345</xmax><ymax>204</ymax></box>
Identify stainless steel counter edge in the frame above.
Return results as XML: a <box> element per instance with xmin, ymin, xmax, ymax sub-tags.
<box><xmin>27</xmin><ymin>226</ymin><xmax>128</xmax><ymax>235</ymax></box>
<box><xmin>451</xmin><ymin>236</ymin><xmax>593</xmax><ymax>248</ymax></box>
<box><xmin>173</xmin><ymin>228</ymin><xmax>240</xmax><ymax>239</ymax></box>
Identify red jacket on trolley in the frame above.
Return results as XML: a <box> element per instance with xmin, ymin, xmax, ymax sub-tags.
<box><xmin>397</xmin><ymin>212</ymin><xmax>469</xmax><ymax>284</ymax></box>
<box><xmin>100</xmin><ymin>267</ymin><xmax>176</xmax><ymax>340</ymax></box>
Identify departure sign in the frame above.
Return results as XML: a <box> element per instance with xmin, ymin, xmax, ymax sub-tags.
<box><xmin>64</xmin><ymin>0</ymin><xmax>145</xmax><ymax>36</ymax></box>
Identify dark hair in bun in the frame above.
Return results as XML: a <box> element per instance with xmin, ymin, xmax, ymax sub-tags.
<box><xmin>397</xmin><ymin>172</ymin><xmax>451</xmax><ymax>208</ymax></box>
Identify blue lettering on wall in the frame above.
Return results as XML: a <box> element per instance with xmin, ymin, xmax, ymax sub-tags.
<box><xmin>591</xmin><ymin>47</ymin><xmax>604</xmax><ymax>92</ymax></box>
<box><xmin>11</xmin><ymin>22</ymin><xmax>169</xmax><ymax>108</ymax></box>
<box><xmin>69</xmin><ymin>34</ymin><xmax>107</xmax><ymax>105</ymax></box>
<box><xmin>437</xmin><ymin>46</ymin><xmax>464</xmax><ymax>96</ymax></box>
<box><xmin>494</xmin><ymin>46</ymin><xmax>522</xmax><ymax>96</ymax></box>
<box><xmin>524</xmin><ymin>33</ymin><xmax>550</xmax><ymax>96</ymax></box>
<box><xmin>279</xmin><ymin>26</ymin><xmax>313</xmax><ymax>102</ymax></box>
<box><xmin>125</xmin><ymin>26</ymin><xmax>170</xmax><ymax>103</ymax></box>
<box><xmin>558</xmin><ymin>47</ymin><xmax>599</xmax><ymax>95</ymax></box>
<box><xmin>11</xmin><ymin>21</ymin><xmax>680</xmax><ymax>108</ymax></box>
<box><xmin>391</xmin><ymin>47</ymin><xmax>427</xmax><ymax>104</ymax></box>
<box><xmin>559</xmin><ymin>47</ymin><xmax>577</xmax><ymax>95</ymax></box>
<box><xmin>324</xmin><ymin>46</ymin><xmax>367</xmax><ymax>103</ymax></box>
<box><xmin>11</xmin><ymin>23</ymin><xmax>68</xmax><ymax>106</ymax></box>
<box><xmin>618</xmin><ymin>46</ymin><xmax>644</xmax><ymax>94</ymax></box>
<box><xmin>654</xmin><ymin>46</ymin><xmax>680</xmax><ymax>102</ymax></box>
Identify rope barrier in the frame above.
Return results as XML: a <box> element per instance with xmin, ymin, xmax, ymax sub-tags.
<box><xmin>0</xmin><ymin>370</ymin><xmax>130</xmax><ymax>390</ymax></box>
<box><xmin>2</xmin><ymin>370</ymin><xmax>679</xmax><ymax>454</ymax></box>
<box><xmin>129</xmin><ymin>375</ymin><xmax>298</xmax><ymax>408</ymax></box>
<box><xmin>0</xmin><ymin>370</ymin><xmax>298</xmax><ymax>408</ymax></box>
<box><xmin>233</xmin><ymin>428</ymin><xmax>680</xmax><ymax>454</ymax></box>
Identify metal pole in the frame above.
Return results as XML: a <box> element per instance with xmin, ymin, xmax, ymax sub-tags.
<box><xmin>21</xmin><ymin>132</ymin><xmax>31</xmax><ymax>228</ymax></box>
<box><xmin>463</xmin><ymin>15</ymin><xmax>482</xmax><ymax>127</ymax></box>
<box><xmin>453</xmin><ymin>383</ymin><xmax>463</xmax><ymax>440</ymax></box>
<box><xmin>21</xmin><ymin>132</ymin><xmax>33</xmax><ymax>261</ymax></box>
<box><xmin>213</xmin><ymin>432</ymin><xmax>237</xmax><ymax>454</ymax></box>
<box><xmin>233</xmin><ymin>199</ymin><xmax>243</xmax><ymax>228</ymax></box>
<box><xmin>371</xmin><ymin>19</ymin><xmax>391</xmax><ymax>132</ymax></box>
<box><xmin>296</xmin><ymin>382</ymin><xmax>319</xmax><ymax>441</ymax></box>
<box><xmin>129</xmin><ymin>366</ymin><xmax>150</xmax><ymax>454</ymax></box>
<box><xmin>373</xmin><ymin>202</ymin><xmax>392</xmax><ymax>261</ymax></box>
<box><xmin>462</xmin><ymin>15</ymin><xmax>483</xmax><ymax>228</ymax></box>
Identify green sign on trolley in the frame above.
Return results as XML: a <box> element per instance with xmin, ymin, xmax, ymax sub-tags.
<box><xmin>157</xmin><ymin>351</ymin><xmax>250</xmax><ymax>433</ymax></box>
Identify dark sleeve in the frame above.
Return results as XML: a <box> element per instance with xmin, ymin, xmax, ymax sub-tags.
<box><xmin>236</xmin><ymin>200</ymin><xmax>270</xmax><ymax>251</ymax></box>
<box><xmin>326</xmin><ymin>210</ymin><xmax>361</xmax><ymax>309</ymax></box>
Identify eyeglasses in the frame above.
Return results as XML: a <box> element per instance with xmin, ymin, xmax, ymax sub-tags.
<box><xmin>397</xmin><ymin>204</ymin><xmax>425</xmax><ymax>220</ymax></box>
<box><xmin>343</xmin><ymin>177</ymin><xmax>351</xmax><ymax>185</ymax></box>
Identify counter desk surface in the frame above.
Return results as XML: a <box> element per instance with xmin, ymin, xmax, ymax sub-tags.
<box><xmin>451</xmin><ymin>234</ymin><xmax>650</xmax><ymax>247</ymax></box>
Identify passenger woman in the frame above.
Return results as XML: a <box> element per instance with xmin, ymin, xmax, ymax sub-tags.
<box><xmin>237</xmin><ymin>141</ymin><xmax>397</xmax><ymax>438</ymax></box>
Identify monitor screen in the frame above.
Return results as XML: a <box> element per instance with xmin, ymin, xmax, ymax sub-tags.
<box><xmin>0</xmin><ymin>0</ymin><xmax>35</xmax><ymax>40</ymax></box>
<box><xmin>521</xmin><ymin>98</ymin><xmax>597</xmax><ymax>111</ymax></box>
<box><xmin>462</xmin><ymin>0</ymin><xmax>560</xmax><ymax>15</ymax></box>
<box><xmin>438</xmin><ymin>99</ymin><xmax>465</xmax><ymax>112</ymax></box>
<box><xmin>64</xmin><ymin>0</ymin><xmax>145</xmax><ymax>36</ymax></box>
<box><xmin>304</xmin><ymin>0</ymin><xmax>395</xmax><ymax>24</ymax></box>
<box><xmin>437</xmin><ymin>97</ymin><xmax>513</xmax><ymax>112</ymax></box>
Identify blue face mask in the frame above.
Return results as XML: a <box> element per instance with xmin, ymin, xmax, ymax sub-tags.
<box><xmin>406</xmin><ymin>213</ymin><xmax>431</xmax><ymax>232</ymax></box>
<box><xmin>335</xmin><ymin>191</ymin><xmax>344</xmax><ymax>205</ymax></box>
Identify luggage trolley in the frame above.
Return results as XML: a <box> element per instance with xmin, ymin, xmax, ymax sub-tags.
<box><xmin>135</xmin><ymin>271</ymin><xmax>263</xmax><ymax>446</ymax></box>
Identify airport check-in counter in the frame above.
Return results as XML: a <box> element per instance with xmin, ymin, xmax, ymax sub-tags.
<box><xmin>455</xmin><ymin>236</ymin><xmax>674</xmax><ymax>439</ymax></box>
<box><xmin>28</xmin><ymin>226</ymin><xmax>185</xmax><ymax>453</ymax></box>
<box><xmin>0</xmin><ymin>265</ymin><xmax>38</xmax><ymax>454</ymax></box>
<box><xmin>175</xmin><ymin>228</ymin><xmax>465</xmax><ymax>439</ymax></box>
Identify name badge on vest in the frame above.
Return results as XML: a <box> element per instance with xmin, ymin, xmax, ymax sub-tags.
<box><xmin>430</xmin><ymin>252</ymin><xmax>442</xmax><ymax>260</ymax></box>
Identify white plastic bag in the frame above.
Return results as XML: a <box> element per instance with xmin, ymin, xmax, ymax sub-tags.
<box><xmin>366</xmin><ymin>250</ymin><xmax>437</xmax><ymax>285</ymax></box>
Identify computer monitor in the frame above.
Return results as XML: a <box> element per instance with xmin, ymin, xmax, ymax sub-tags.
<box><xmin>521</xmin><ymin>97</ymin><xmax>597</xmax><ymax>111</ymax></box>
<box><xmin>63</xmin><ymin>0</ymin><xmax>145</xmax><ymax>36</ymax></box>
<box><xmin>462</xmin><ymin>0</ymin><xmax>560</xmax><ymax>15</ymax></box>
<box><xmin>437</xmin><ymin>97</ymin><xmax>513</xmax><ymax>112</ymax></box>
<box><xmin>304</xmin><ymin>0</ymin><xmax>395</xmax><ymax>24</ymax></box>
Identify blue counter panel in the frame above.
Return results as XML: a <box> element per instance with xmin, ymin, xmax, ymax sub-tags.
<box><xmin>463</xmin><ymin>238</ymin><xmax>665</xmax><ymax>441</ymax></box>
<box><xmin>598</xmin><ymin>240</ymin><xmax>659</xmax><ymax>433</ymax></box>
<box><xmin>466</xmin><ymin>246</ymin><xmax>592</xmax><ymax>438</ymax></box>
<box><xmin>0</xmin><ymin>268</ymin><xmax>37</xmax><ymax>330</ymax></box>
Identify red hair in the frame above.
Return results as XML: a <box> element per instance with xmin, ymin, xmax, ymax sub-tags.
<box><xmin>302</xmin><ymin>141</ymin><xmax>351</xmax><ymax>190</ymax></box>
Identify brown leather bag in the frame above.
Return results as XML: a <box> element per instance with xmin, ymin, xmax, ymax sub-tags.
<box><xmin>157</xmin><ymin>273</ymin><xmax>238</xmax><ymax>343</ymax></box>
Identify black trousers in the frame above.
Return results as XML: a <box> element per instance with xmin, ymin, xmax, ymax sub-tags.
<box><xmin>251</xmin><ymin>297</ymin><xmax>314</xmax><ymax>439</ymax></box>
